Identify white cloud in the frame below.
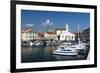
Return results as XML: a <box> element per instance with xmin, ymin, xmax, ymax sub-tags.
<box><xmin>42</xmin><ymin>19</ymin><xmax>53</xmax><ymax>27</ymax></box>
<box><xmin>25</xmin><ymin>24</ymin><xmax>34</xmax><ymax>27</ymax></box>
<box><xmin>46</xmin><ymin>19</ymin><xmax>50</xmax><ymax>24</ymax></box>
<box><xmin>42</xmin><ymin>22</ymin><xmax>46</xmax><ymax>26</ymax></box>
<box><xmin>50</xmin><ymin>22</ymin><xmax>53</xmax><ymax>26</ymax></box>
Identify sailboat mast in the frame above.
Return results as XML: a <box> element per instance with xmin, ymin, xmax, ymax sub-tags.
<box><xmin>78</xmin><ymin>24</ymin><xmax>79</xmax><ymax>39</ymax></box>
<box><xmin>78</xmin><ymin>24</ymin><xmax>80</xmax><ymax>44</ymax></box>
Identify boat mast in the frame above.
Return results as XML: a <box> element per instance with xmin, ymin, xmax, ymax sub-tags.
<box><xmin>78</xmin><ymin>24</ymin><xmax>80</xmax><ymax>44</ymax></box>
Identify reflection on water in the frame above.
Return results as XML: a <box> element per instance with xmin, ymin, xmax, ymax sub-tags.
<box><xmin>21</xmin><ymin>45</ymin><xmax>89</xmax><ymax>63</ymax></box>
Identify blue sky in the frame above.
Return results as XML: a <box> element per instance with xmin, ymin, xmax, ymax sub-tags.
<box><xmin>21</xmin><ymin>10</ymin><xmax>90</xmax><ymax>33</ymax></box>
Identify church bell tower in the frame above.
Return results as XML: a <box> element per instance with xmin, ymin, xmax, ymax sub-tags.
<box><xmin>66</xmin><ymin>23</ymin><xmax>69</xmax><ymax>32</ymax></box>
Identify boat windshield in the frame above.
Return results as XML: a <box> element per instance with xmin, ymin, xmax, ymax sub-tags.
<box><xmin>60</xmin><ymin>47</ymin><xmax>65</xmax><ymax>51</ymax></box>
<box><xmin>60</xmin><ymin>47</ymin><xmax>64</xmax><ymax>49</ymax></box>
<box><xmin>60</xmin><ymin>47</ymin><xmax>72</xmax><ymax>51</ymax></box>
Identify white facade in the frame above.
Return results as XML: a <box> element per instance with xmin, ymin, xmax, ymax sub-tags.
<box><xmin>60</xmin><ymin>24</ymin><xmax>75</xmax><ymax>41</ymax></box>
<box><xmin>56</xmin><ymin>29</ymin><xmax>65</xmax><ymax>36</ymax></box>
<box><xmin>44</xmin><ymin>32</ymin><xmax>58</xmax><ymax>40</ymax></box>
<box><xmin>21</xmin><ymin>32</ymin><xmax>38</xmax><ymax>41</ymax></box>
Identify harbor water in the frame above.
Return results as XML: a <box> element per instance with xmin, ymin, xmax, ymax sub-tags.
<box><xmin>21</xmin><ymin>44</ymin><xmax>90</xmax><ymax>63</ymax></box>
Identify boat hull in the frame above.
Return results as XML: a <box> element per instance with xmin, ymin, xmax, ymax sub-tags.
<box><xmin>53</xmin><ymin>51</ymin><xmax>78</xmax><ymax>56</ymax></box>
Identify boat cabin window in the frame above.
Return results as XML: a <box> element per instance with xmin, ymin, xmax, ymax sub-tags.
<box><xmin>66</xmin><ymin>49</ymin><xmax>72</xmax><ymax>51</ymax></box>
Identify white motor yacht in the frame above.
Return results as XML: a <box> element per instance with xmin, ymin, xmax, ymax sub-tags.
<box><xmin>53</xmin><ymin>45</ymin><xmax>78</xmax><ymax>55</ymax></box>
<box><xmin>53</xmin><ymin>40</ymin><xmax>86</xmax><ymax>56</ymax></box>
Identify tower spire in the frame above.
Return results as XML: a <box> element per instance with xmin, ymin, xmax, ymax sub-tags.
<box><xmin>66</xmin><ymin>23</ymin><xmax>69</xmax><ymax>32</ymax></box>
